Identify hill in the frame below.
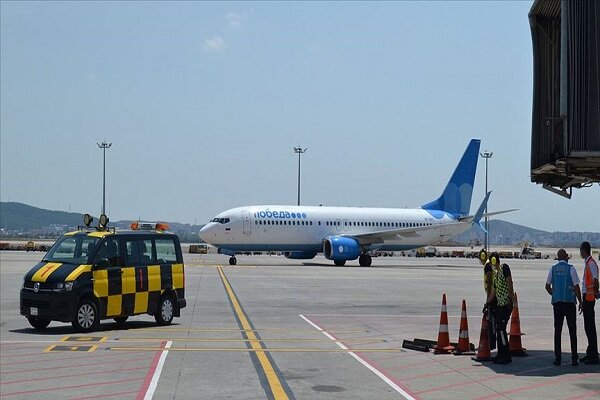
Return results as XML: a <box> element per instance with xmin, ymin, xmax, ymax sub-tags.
<box><xmin>452</xmin><ymin>219</ymin><xmax>600</xmax><ymax>248</ymax></box>
<box><xmin>0</xmin><ymin>202</ymin><xmax>204</xmax><ymax>242</ymax></box>
<box><xmin>0</xmin><ymin>202</ymin><xmax>86</xmax><ymax>231</ymax></box>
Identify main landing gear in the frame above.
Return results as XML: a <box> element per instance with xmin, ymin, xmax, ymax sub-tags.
<box><xmin>359</xmin><ymin>254</ymin><xmax>372</xmax><ymax>267</ymax></box>
<box><xmin>229</xmin><ymin>256</ymin><xmax>237</xmax><ymax>266</ymax></box>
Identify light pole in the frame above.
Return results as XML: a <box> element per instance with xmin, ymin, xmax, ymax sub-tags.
<box><xmin>293</xmin><ymin>146</ymin><xmax>307</xmax><ymax>206</ymax></box>
<box><xmin>480</xmin><ymin>150</ymin><xmax>493</xmax><ymax>251</ymax></box>
<box><xmin>97</xmin><ymin>141</ymin><xmax>112</xmax><ymax>215</ymax></box>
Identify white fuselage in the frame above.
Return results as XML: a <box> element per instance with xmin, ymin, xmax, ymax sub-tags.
<box><xmin>199</xmin><ymin>205</ymin><xmax>470</xmax><ymax>253</ymax></box>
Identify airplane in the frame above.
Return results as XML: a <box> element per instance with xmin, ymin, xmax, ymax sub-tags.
<box><xmin>199</xmin><ymin>139</ymin><xmax>514</xmax><ymax>267</ymax></box>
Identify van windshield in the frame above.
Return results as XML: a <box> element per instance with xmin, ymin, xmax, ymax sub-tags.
<box><xmin>43</xmin><ymin>235</ymin><xmax>100</xmax><ymax>264</ymax></box>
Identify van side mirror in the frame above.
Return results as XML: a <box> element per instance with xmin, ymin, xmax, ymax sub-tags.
<box><xmin>93</xmin><ymin>258</ymin><xmax>111</xmax><ymax>270</ymax></box>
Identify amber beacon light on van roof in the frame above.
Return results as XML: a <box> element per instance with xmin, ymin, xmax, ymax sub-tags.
<box><xmin>130</xmin><ymin>221</ymin><xmax>170</xmax><ymax>231</ymax></box>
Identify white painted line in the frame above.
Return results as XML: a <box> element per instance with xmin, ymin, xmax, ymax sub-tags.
<box><xmin>299</xmin><ymin>314</ymin><xmax>417</xmax><ymax>400</ymax></box>
<box><xmin>143</xmin><ymin>340</ymin><xmax>172</xmax><ymax>400</ymax></box>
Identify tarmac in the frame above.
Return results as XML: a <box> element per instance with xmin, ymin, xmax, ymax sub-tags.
<box><xmin>1</xmin><ymin>251</ymin><xmax>599</xmax><ymax>399</ymax></box>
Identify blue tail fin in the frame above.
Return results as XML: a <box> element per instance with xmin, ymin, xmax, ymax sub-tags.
<box><xmin>421</xmin><ymin>139</ymin><xmax>481</xmax><ymax>217</ymax></box>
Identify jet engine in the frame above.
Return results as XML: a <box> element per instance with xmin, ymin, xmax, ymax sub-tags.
<box><xmin>323</xmin><ymin>236</ymin><xmax>361</xmax><ymax>261</ymax></box>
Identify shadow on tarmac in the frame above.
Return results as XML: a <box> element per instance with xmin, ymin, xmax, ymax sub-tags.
<box><xmin>10</xmin><ymin>320</ymin><xmax>178</xmax><ymax>336</ymax></box>
<box><xmin>475</xmin><ymin>350</ymin><xmax>600</xmax><ymax>376</ymax></box>
<box><xmin>300</xmin><ymin>262</ymin><xmax>479</xmax><ymax>270</ymax></box>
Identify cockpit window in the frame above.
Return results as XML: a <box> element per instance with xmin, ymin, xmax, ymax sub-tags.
<box><xmin>211</xmin><ymin>218</ymin><xmax>230</xmax><ymax>224</ymax></box>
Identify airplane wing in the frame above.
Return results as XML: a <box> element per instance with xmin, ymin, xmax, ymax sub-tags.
<box><xmin>342</xmin><ymin>222</ymin><xmax>465</xmax><ymax>246</ymax></box>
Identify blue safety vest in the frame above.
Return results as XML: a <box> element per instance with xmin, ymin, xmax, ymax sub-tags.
<box><xmin>551</xmin><ymin>261</ymin><xmax>576</xmax><ymax>304</ymax></box>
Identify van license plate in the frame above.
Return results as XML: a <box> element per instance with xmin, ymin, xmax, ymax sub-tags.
<box><xmin>30</xmin><ymin>307</ymin><xmax>38</xmax><ymax>316</ymax></box>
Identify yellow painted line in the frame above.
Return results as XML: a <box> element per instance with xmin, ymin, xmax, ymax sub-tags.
<box><xmin>43</xmin><ymin>344</ymin><xmax>57</xmax><ymax>352</ymax></box>
<box><xmin>134</xmin><ymin>327</ymin><xmax>365</xmax><ymax>333</ymax></box>
<box><xmin>115</xmin><ymin>337</ymin><xmax>383</xmax><ymax>344</ymax></box>
<box><xmin>217</xmin><ymin>266</ymin><xmax>289</xmax><ymax>400</ymax></box>
<box><xmin>109</xmin><ymin>346</ymin><xmax>402</xmax><ymax>353</ymax></box>
<box><xmin>60</xmin><ymin>336</ymin><xmax>108</xmax><ymax>343</ymax></box>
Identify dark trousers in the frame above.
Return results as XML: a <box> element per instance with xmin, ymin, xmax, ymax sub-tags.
<box><xmin>582</xmin><ymin>299</ymin><xmax>598</xmax><ymax>359</ymax></box>
<box><xmin>552</xmin><ymin>302</ymin><xmax>577</xmax><ymax>362</ymax></box>
<box><xmin>494</xmin><ymin>304</ymin><xmax>512</xmax><ymax>360</ymax></box>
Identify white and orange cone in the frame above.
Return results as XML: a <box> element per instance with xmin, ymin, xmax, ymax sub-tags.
<box><xmin>454</xmin><ymin>299</ymin><xmax>475</xmax><ymax>355</ymax></box>
<box><xmin>434</xmin><ymin>293</ymin><xmax>455</xmax><ymax>354</ymax></box>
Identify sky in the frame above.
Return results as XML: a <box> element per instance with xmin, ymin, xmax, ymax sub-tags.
<box><xmin>1</xmin><ymin>1</ymin><xmax>598</xmax><ymax>232</ymax></box>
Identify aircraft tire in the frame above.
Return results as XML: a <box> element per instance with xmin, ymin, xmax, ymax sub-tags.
<box><xmin>359</xmin><ymin>254</ymin><xmax>372</xmax><ymax>267</ymax></box>
<box><xmin>229</xmin><ymin>256</ymin><xmax>237</xmax><ymax>266</ymax></box>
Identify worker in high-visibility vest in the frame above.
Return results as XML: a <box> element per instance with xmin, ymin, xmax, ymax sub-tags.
<box><xmin>485</xmin><ymin>252</ymin><xmax>514</xmax><ymax>364</ymax></box>
<box><xmin>479</xmin><ymin>249</ymin><xmax>496</xmax><ymax>350</ymax></box>
<box><xmin>579</xmin><ymin>241</ymin><xmax>599</xmax><ymax>365</ymax></box>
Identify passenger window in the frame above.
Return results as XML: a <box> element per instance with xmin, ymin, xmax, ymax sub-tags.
<box><xmin>96</xmin><ymin>238</ymin><xmax>121</xmax><ymax>267</ymax></box>
<box><xmin>156</xmin><ymin>239</ymin><xmax>177</xmax><ymax>263</ymax></box>
<box><xmin>139</xmin><ymin>239</ymin><xmax>155</xmax><ymax>264</ymax></box>
<box><xmin>125</xmin><ymin>240</ymin><xmax>141</xmax><ymax>265</ymax></box>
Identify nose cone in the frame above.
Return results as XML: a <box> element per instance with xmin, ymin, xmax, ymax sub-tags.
<box><xmin>199</xmin><ymin>224</ymin><xmax>212</xmax><ymax>243</ymax></box>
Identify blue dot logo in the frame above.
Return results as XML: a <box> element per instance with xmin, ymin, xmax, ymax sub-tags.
<box><xmin>302</xmin><ymin>213</ymin><xmax>307</xmax><ymax>218</ymax></box>
<box><xmin>291</xmin><ymin>213</ymin><xmax>296</xmax><ymax>218</ymax></box>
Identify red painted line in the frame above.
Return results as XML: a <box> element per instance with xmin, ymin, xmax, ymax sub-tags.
<box><xmin>1</xmin><ymin>355</ymin><xmax>150</xmax><ymax>376</ymax></box>
<box><xmin>415</xmin><ymin>364</ymin><xmax>557</xmax><ymax>395</ymax></box>
<box><xmin>70</xmin><ymin>390</ymin><xmax>140</xmax><ymax>400</ymax></box>
<box><xmin>2</xmin><ymin>366</ymin><xmax>146</xmax><ymax>385</ymax></box>
<box><xmin>40</xmin><ymin>265</ymin><xmax>54</xmax><ymax>278</ymax></box>
<box><xmin>0</xmin><ymin>349</ymin><xmax>142</xmax><ymax>367</ymax></box>
<box><xmin>384</xmin><ymin>359</ymin><xmax>439</xmax><ymax>372</ymax></box>
<box><xmin>136</xmin><ymin>340</ymin><xmax>166</xmax><ymax>400</ymax></box>
<box><xmin>312</xmin><ymin>317</ymin><xmax>419</xmax><ymax>400</ymax></box>
<box><xmin>0</xmin><ymin>377</ymin><xmax>144</xmax><ymax>397</ymax></box>
<box><xmin>1</xmin><ymin>350</ymin><xmax>56</xmax><ymax>359</ymax></box>
<box><xmin>566</xmin><ymin>389</ymin><xmax>600</xmax><ymax>400</ymax></box>
<box><xmin>473</xmin><ymin>373</ymin><xmax>596</xmax><ymax>400</ymax></box>
<box><xmin>0</xmin><ymin>343</ymin><xmax>47</xmax><ymax>350</ymax></box>
<box><xmin>370</xmin><ymin>350</ymin><xmax>424</xmax><ymax>363</ymax></box>
<box><xmin>403</xmin><ymin>366</ymin><xmax>477</xmax><ymax>381</ymax></box>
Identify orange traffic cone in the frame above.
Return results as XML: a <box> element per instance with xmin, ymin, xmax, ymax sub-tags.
<box><xmin>454</xmin><ymin>299</ymin><xmax>474</xmax><ymax>355</ymax></box>
<box><xmin>434</xmin><ymin>294</ymin><xmax>455</xmax><ymax>354</ymax></box>
<box><xmin>472</xmin><ymin>314</ymin><xmax>492</xmax><ymax>361</ymax></box>
<box><xmin>509</xmin><ymin>292</ymin><xmax>528</xmax><ymax>357</ymax></box>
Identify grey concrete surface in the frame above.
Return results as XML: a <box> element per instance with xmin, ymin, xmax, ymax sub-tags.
<box><xmin>1</xmin><ymin>251</ymin><xmax>598</xmax><ymax>400</ymax></box>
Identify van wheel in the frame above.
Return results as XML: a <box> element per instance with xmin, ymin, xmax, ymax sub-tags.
<box><xmin>72</xmin><ymin>298</ymin><xmax>99</xmax><ymax>332</ymax></box>
<box><xmin>114</xmin><ymin>316</ymin><xmax>128</xmax><ymax>326</ymax></box>
<box><xmin>27</xmin><ymin>317</ymin><xmax>50</xmax><ymax>330</ymax></box>
<box><xmin>155</xmin><ymin>295</ymin><xmax>174</xmax><ymax>326</ymax></box>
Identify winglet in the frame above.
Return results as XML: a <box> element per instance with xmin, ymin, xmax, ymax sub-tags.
<box><xmin>472</xmin><ymin>191</ymin><xmax>491</xmax><ymax>233</ymax></box>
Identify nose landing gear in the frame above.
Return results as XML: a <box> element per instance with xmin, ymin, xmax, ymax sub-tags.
<box><xmin>229</xmin><ymin>256</ymin><xmax>237</xmax><ymax>266</ymax></box>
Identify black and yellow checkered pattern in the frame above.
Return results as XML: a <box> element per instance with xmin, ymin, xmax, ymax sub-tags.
<box><xmin>92</xmin><ymin>263</ymin><xmax>184</xmax><ymax>317</ymax></box>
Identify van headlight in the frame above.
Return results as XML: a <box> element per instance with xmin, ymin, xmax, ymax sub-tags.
<box><xmin>54</xmin><ymin>282</ymin><xmax>74</xmax><ymax>292</ymax></box>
